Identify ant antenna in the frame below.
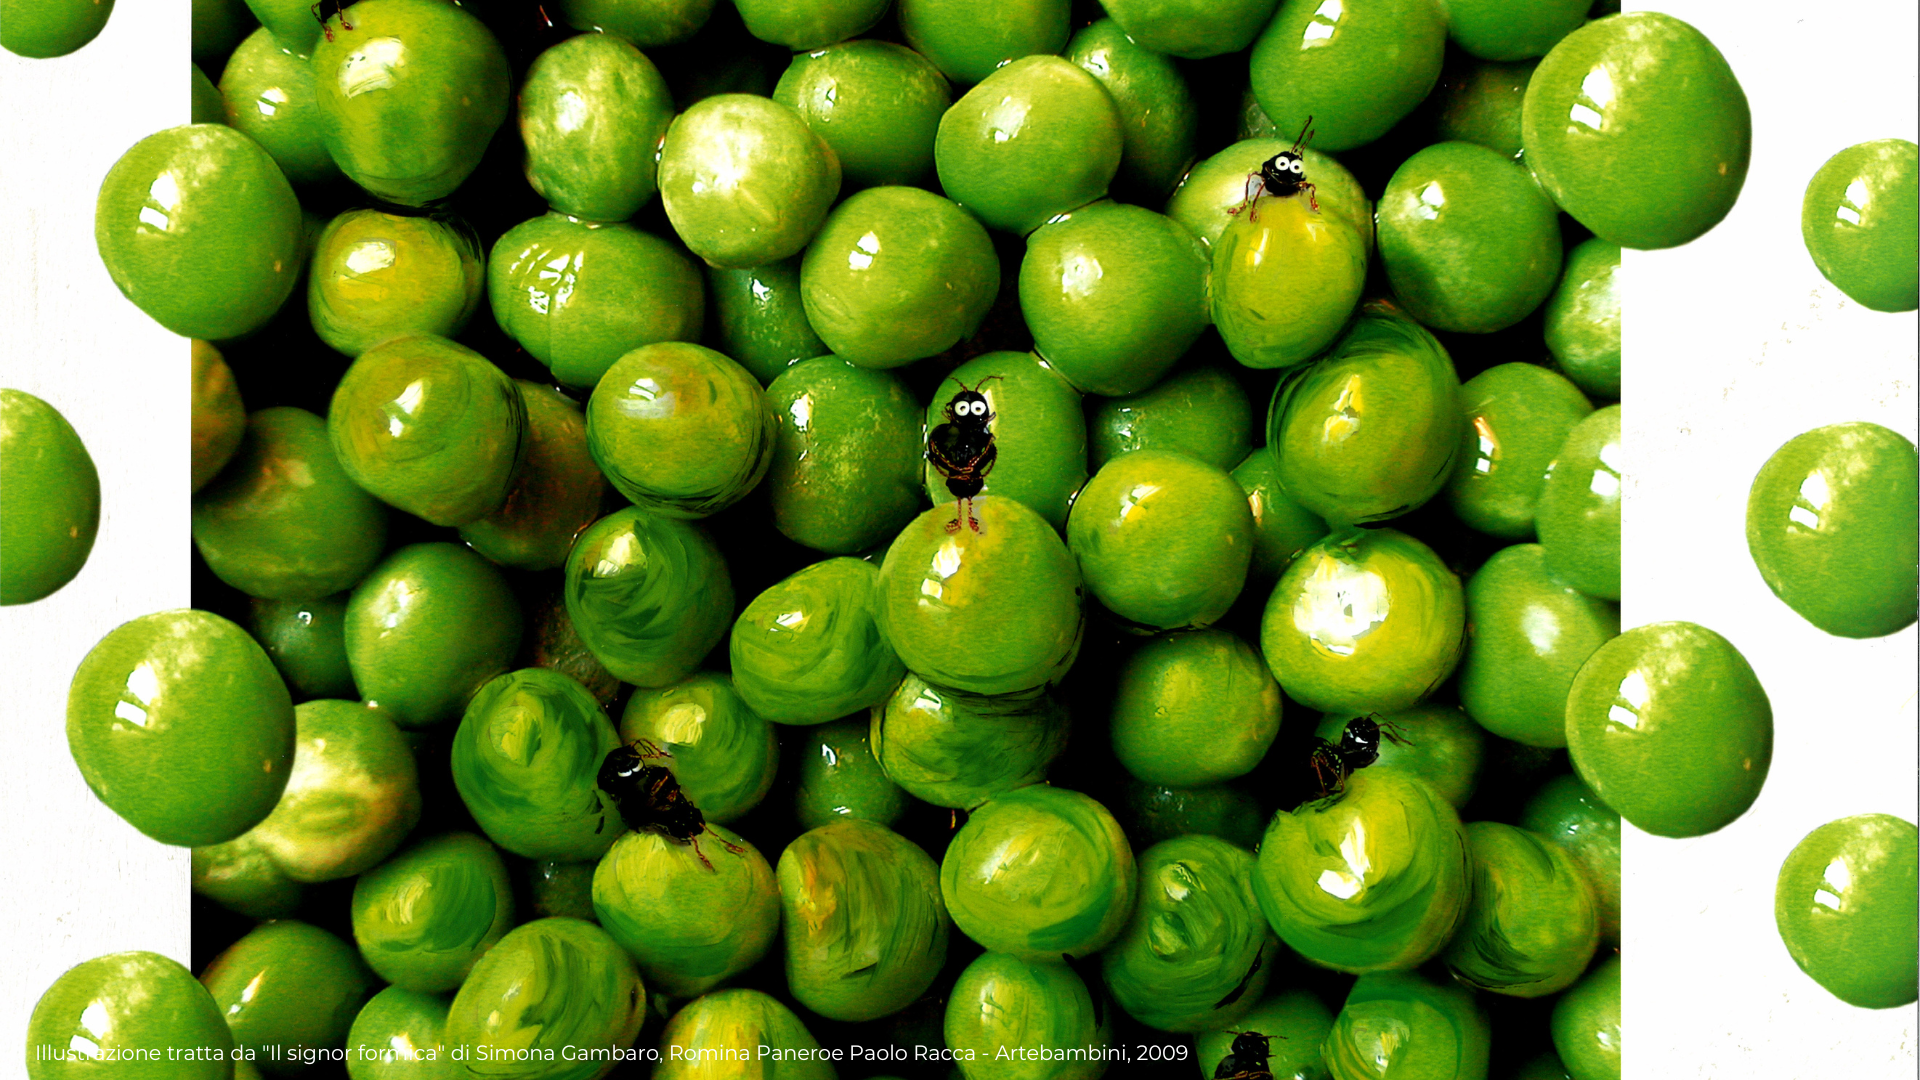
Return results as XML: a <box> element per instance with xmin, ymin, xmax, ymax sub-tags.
<box><xmin>1291</xmin><ymin>116</ymin><xmax>1315</xmax><ymax>154</ymax></box>
<box><xmin>944</xmin><ymin>374</ymin><xmax>1005</xmax><ymax>396</ymax></box>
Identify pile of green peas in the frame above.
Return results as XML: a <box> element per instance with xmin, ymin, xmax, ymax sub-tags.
<box><xmin>11</xmin><ymin>0</ymin><xmax>1917</xmax><ymax>1076</ymax></box>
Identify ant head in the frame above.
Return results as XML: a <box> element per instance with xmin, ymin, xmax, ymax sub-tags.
<box><xmin>1229</xmin><ymin>1031</ymin><xmax>1274</xmax><ymax>1055</ymax></box>
<box><xmin>944</xmin><ymin>375</ymin><xmax>1002</xmax><ymax>422</ymax></box>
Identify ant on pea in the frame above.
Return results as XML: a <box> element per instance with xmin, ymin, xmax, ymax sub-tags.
<box><xmin>312</xmin><ymin>0</ymin><xmax>355</xmax><ymax>41</ymax></box>
<box><xmin>926</xmin><ymin>375</ymin><xmax>1003</xmax><ymax>535</ymax></box>
<box><xmin>1213</xmin><ymin>1029</ymin><xmax>1285</xmax><ymax>1080</ymax></box>
<box><xmin>596</xmin><ymin>739</ymin><xmax>744</xmax><ymax>871</ymax></box>
<box><xmin>1307</xmin><ymin>713</ymin><xmax>1410</xmax><ymax>800</ymax></box>
<box><xmin>1228</xmin><ymin>116</ymin><xmax>1320</xmax><ymax>222</ymax></box>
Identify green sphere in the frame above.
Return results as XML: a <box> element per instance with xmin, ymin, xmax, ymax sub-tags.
<box><xmin>922</xmin><ymin>351</ymin><xmax>1087</xmax><ymax>531</ymax></box>
<box><xmin>875</xmin><ymin>497</ymin><xmax>1082</xmax><ymax>697</ymax></box>
<box><xmin>1110</xmin><ymin>629</ymin><xmax>1280</xmax><ymax>787</ymax></box>
<box><xmin>458</xmin><ymin>381</ymin><xmax>608</xmax><ymax>572</ymax></box>
<box><xmin>1251</xmin><ymin>770</ymin><xmax>1470</xmax><ymax>973</ymax></box>
<box><xmin>941</xmin><ymin>785</ymin><xmax>1136</xmax><ymax>959</ymax></box>
<box><xmin>344</xmin><ymin>987</ymin><xmax>450</xmax><ymax>1080</ymax></box>
<box><xmin>308</xmin><ymin>209</ymin><xmax>484</xmax><ymax>357</ymax></box>
<box><xmin>935</xmin><ymin>55</ymin><xmax>1123</xmax><ymax>236</ymax></box>
<box><xmin>1457</xmin><ymin>543</ymin><xmax>1619</xmax><ymax>748</ymax></box>
<box><xmin>1068</xmin><ymin>450</ymin><xmax>1254</xmax><ymax>632</ymax></box>
<box><xmin>1232</xmin><ymin>447</ymin><xmax>1329</xmax><ymax>588</ymax></box>
<box><xmin>944</xmin><ymin>953</ymin><xmax>1110</xmax><ymax>1080</ymax></box>
<box><xmin>1566</xmin><ymin>621</ymin><xmax>1772</xmax><ymax>838</ymax></box>
<box><xmin>1212</xmin><ymin>197</ymin><xmax>1369</xmax><ymax>371</ymax></box>
<box><xmin>191</xmin><ymin>340</ymin><xmax>246</xmax><ymax>494</ymax></box>
<box><xmin>1522</xmin><ymin>12</ymin><xmax>1750</xmax><ymax>249</ymax></box>
<box><xmin>242</xmin><ymin>0</ymin><xmax>317</xmax><ymax>56</ymax></box>
<box><xmin>1167</xmin><ymin>138</ymin><xmax>1370</xmax><ymax>249</ymax></box>
<box><xmin>1088</xmin><ymin>363</ymin><xmax>1252</xmax><ymax>473</ymax></box>
<box><xmin>1775</xmin><ymin>813</ymin><xmax>1919</xmax><ymax>1009</ymax></box>
<box><xmin>1550</xmin><ymin>955</ymin><xmax>1621</xmax><ymax>1080</ymax></box>
<box><xmin>592</xmin><ymin>824</ymin><xmax>778</xmax><ymax>998</ymax></box>
<box><xmin>220</xmin><ymin>28</ymin><xmax>342</xmax><ymax>186</ymax></box>
<box><xmin>1441</xmin><ymin>821</ymin><xmax>1598</xmax><ymax>997</ymax></box>
<box><xmin>1316</xmin><ymin>704</ymin><xmax>1486</xmax><ymax>811</ymax></box>
<box><xmin>731</xmin><ymin>558</ymin><xmax>903</xmax><ymax>724</ymax></box>
<box><xmin>656</xmin><ymin>991</ymin><xmax>833</xmax><ymax>1080</ymax></box>
<box><xmin>249</xmin><ymin>595</ymin><xmax>354</xmax><ymax>700</ymax></box>
<box><xmin>765</xmin><ymin>357</ymin><xmax>924</xmax><ymax>554</ymax></box>
<box><xmin>773</xmin><ymin>40</ymin><xmax>951</xmax><ymax>187</ymax></box>
<box><xmin>1745</xmin><ymin>422</ymin><xmax>1918</xmax><ymax>638</ymax></box>
<box><xmin>1195</xmin><ymin>989</ymin><xmax>1334</xmax><ymax>1080</ymax></box>
<box><xmin>248</xmin><ymin>700</ymin><xmax>420</xmax><ymax>883</ymax></box>
<box><xmin>620</xmin><ymin>672</ymin><xmax>777</xmax><ymax>824</ymax></box>
<box><xmin>558</xmin><ymin>0</ymin><xmax>712</xmax><ymax>47</ymax></box>
<box><xmin>705</xmin><ymin>258</ymin><xmax>827</xmax><ymax>385</ymax></box>
<box><xmin>793</xmin><ymin>717</ymin><xmax>909</xmax><ymax>830</ymax></box>
<box><xmin>451</xmin><ymin>668</ymin><xmax>621</xmax><ymax>861</ymax></box>
<box><xmin>26</xmin><ymin>952</ymin><xmax>231</xmax><ymax>1080</ymax></box>
<box><xmin>1802</xmin><ymin>139</ymin><xmax>1918</xmax><ymax>311</ymax></box>
<box><xmin>563</xmin><ymin>508</ymin><xmax>734</xmax><ymax>688</ymax></box>
<box><xmin>1324</xmin><ymin>971</ymin><xmax>1491</xmax><ymax>1080</ymax></box>
<box><xmin>1431</xmin><ymin>58</ymin><xmax>1535</xmax><ymax>159</ymax></box>
<box><xmin>872</xmin><ymin>674</ymin><xmax>1068</xmax><ymax>810</ymax></box>
<box><xmin>193</xmin><ymin>831</ymin><xmax>304</xmax><ymax>919</ymax></box>
<box><xmin>1544</xmin><ymin>238</ymin><xmax>1622</xmax><ymax>399</ymax></box>
<box><xmin>489</xmin><ymin>214</ymin><xmax>704</xmax><ymax>390</ymax></box>
<box><xmin>800</xmin><ymin>185</ymin><xmax>998</xmax><ymax>369</ymax></box>
<box><xmin>1097</xmin><ymin>0</ymin><xmax>1276</xmax><ymax>59</ymax></box>
<box><xmin>0</xmin><ymin>389</ymin><xmax>99</xmax><ymax>605</ymax></box>
<box><xmin>327</xmin><ymin>334</ymin><xmax>526</xmax><ymax>527</ymax></box>
<box><xmin>1520</xmin><ymin>773</ymin><xmax>1621</xmax><ymax>946</ymax></box>
<box><xmin>2</xmin><ymin>0</ymin><xmax>113</xmax><ymax>57</ymax></box>
<box><xmin>736</xmin><ymin>0</ymin><xmax>886</xmax><ymax>50</ymax></box>
<box><xmin>201</xmin><ymin>921</ymin><xmax>374</xmax><ymax>1073</ymax></box>
<box><xmin>95</xmin><ymin>124</ymin><xmax>301</xmax><ymax>340</ymax></box>
<box><xmin>345</xmin><ymin>543</ymin><xmax>523</xmax><ymax>728</ymax></box>
<box><xmin>1447</xmin><ymin>363</ymin><xmax>1594</xmax><ymax>539</ymax></box>
<box><xmin>68</xmin><ymin>609</ymin><xmax>294</xmax><ymax>847</ymax></box>
<box><xmin>1067</xmin><ymin>19</ymin><xmax>1199</xmax><ymax>200</ymax></box>
<box><xmin>310</xmin><ymin>0</ymin><xmax>510</xmax><ymax>205</ymax></box>
<box><xmin>1536</xmin><ymin>404</ymin><xmax>1622</xmax><ymax>601</ymax></box>
<box><xmin>1260</xmin><ymin>528</ymin><xmax>1465</xmax><ymax>715</ymax></box>
<box><xmin>520</xmin><ymin>33</ymin><xmax>674</xmax><ymax>222</ymax></box>
<box><xmin>351</xmin><ymin>832</ymin><xmax>513</xmax><ymax>993</ymax></box>
<box><xmin>1248</xmin><ymin>0</ymin><xmax>1445</xmax><ymax>153</ymax></box>
<box><xmin>443</xmin><ymin>919</ymin><xmax>645</xmax><ymax>1080</ymax></box>
<box><xmin>586</xmin><ymin>342</ymin><xmax>773</xmax><ymax>518</ymax></box>
<box><xmin>659</xmin><ymin>94</ymin><xmax>841</xmax><ymax>269</ymax></box>
<box><xmin>1116</xmin><ymin>779</ymin><xmax>1265</xmax><ymax>852</ymax></box>
<box><xmin>899</xmin><ymin>0</ymin><xmax>1068</xmax><ymax>84</ymax></box>
<box><xmin>1445</xmin><ymin>0</ymin><xmax>1584</xmax><ymax>60</ymax></box>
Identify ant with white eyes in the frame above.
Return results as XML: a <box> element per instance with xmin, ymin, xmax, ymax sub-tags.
<box><xmin>927</xmin><ymin>376</ymin><xmax>1003</xmax><ymax>535</ymax></box>
<box><xmin>1308</xmin><ymin>713</ymin><xmax>1410</xmax><ymax>799</ymax></box>
<box><xmin>1228</xmin><ymin>116</ymin><xmax>1320</xmax><ymax>222</ymax></box>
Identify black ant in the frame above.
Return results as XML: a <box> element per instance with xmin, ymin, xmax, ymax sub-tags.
<box><xmin>1228</xmin><ymin>116</ymin><xmax>1320</xmax><ymax>222</ymax></box>
<box><xmin>1213</xmin><ymin>1029</ymin><xmax>1285</xmax><ymax>1080</ymax></box>
<box><xmin>596</xmin><ymin>739</ymin><xmax>743</xmax><ymax>871</ymax></box>
<box><xmin>1307</xmin><ymin>714</ymin><xmax>1410</xmax><ymax>799</ymax></box>
<box><xmin>312</xmin><ymin>0</ymin><xmax>354</xmax><ymax>42</ymax></box>
<box><xmin>926</xmin><ymin>375</ymin><xmax>1003</xmax><ymax>535</ymax></box>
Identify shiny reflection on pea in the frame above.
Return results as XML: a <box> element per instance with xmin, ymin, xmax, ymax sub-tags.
<box><xmin>340</xmin><ymin>38</ymin><xmax>408</xmax><ymax>98</ymax></box>
<box><xmin>1293</xmin><ymin>558</ymin><xmax>1390</xmax><ymax>657</ymax></box>
<box><xmin>1301</xmin><ymin>0</ymin><xmax>1343</xmax><ymax>47</ymax></box>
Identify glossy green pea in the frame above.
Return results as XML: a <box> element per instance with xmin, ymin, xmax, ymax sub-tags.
<box><xmin>1745</xmin><ymin>422</ymin><xmax>1918</xmax><ymax>638</ymax></box>
<box><xmin>193</xmin><ymin>831</ymin><xmax>304</xmax><ymax>918</ymax></box>
<box><xmin>27</xmin><ymin>952</ymin><xmax>230</xmax><ymax>1080</ymax></box>
<box><xmin>1066</xmin><ymin>19</ymin><xmax>1198</xmax><ymax>200</ymax></box>
<box><xmin>1446</xmin><ymin>0</ymin><xmax>1584</xmax><ymax>60</ymax></box>
<box><xmin>1458</xmin><ymin>543</ymin><xmax>1618</xmax><ymax>749</ymax></box>
<box><xmin>1069</xmin><ymin>450</ymin><xmax>1253</xmax><ymax>632</ymax></box>
<box><xmin>0</xmin><ymin>389</ymin><xmax>100</xmax><ymax>605</ymax></box>
<box><xmin>944</xmin><ymin>953</ymin><xmax>1110</xmax><ymax>1080</ymax></box>
<box><xmin>1537</xmin><ymin>404</ymin><xmax>1621</xmax><ymax>601</ymax></box>
<box><xmin>489</xmin><ymin>214</ymin><xmax>704</xmax><ymax>390</ymax></box>
<box><xmin>327</xmin><ymin>334</ymin><xmax>525</xmax><ymax>527</ymax></box>
<box><xmin>1317</xmin><ymin>704</ymin><xmax>1485</xmax><ymax>810</ymax></box>
<box><xmin>923</xmin><ymin>351</ymin><xmax>1087</xmax><ymax>531</ymax></box>
<box><xmin>451</xmin><ymin>668</ymin><xmax>621</xmax><ymax>861</ymax></box>
<box><xmin>1089</xmin><ymin>363</ymin><xmax>1253</xmax><ymax>473</ymax></box>
<box><xmin>800</xmin><ymin>185</ymin><xmax>998</xmax><ymax>369</ymax></box>
<box><xmin>731</xmin><ymin>558</ymin><xmax>904</xmax><ymax>724</ymax></box>
<box><xmin>242</xmin><ymin>0</ymin><xmax>316</xmax><ymax>57</ymax></box>
<box><xmin>1378</xmin><ymin>141</ymin><xmax>1563</xmax><ymax>334</ymax></box>
<box><xmin>794</xmin><ymin>717</ymin><xmax>909</xmax><ymax>830</ymax></box>
<box><xmin>1233</xmin><ymin>447</ymin><xmax>1329</xmax><ymax>587</ymax></box>
<box><xmin>1324</xmin><ymin>971</ymin><xmax>1490</xmax><ymax>1080</ymax></box>
<box><xmin>563</xmin><ymin>508</ymin><xmax>734</xmax><ymax>688</ymax></box>
<box><xmin>2</xmin><ymin>0</ymin><xmax>113</xmax><ymax>57</ymax></box>
<box><xmin>1566</xmin><ymin>621</ymin><xmax>1771</xmax><ymax>838</ymax></box>
<box><xmin>191</xmin><ymin>340</ymin><xmax>246</xmax><ymax>493</ymax></box>
<box><xmin>593</xmin><ymin>825</ymin><xmax>778</xmax><ymax>999</ymax></box>
<box><xmin>659</xmin><ymin>94</ymin><xmax>841</xmax><ymax>269</ymax></box>
<box><xmin>247</xmin><ymin>700</ymin><xmax>419</xmax><ymax>883</ymax></box>
<box><xmin>1213</xmin><ymin>197</ymin><xmax>1369</xmax><ymax>372</ymax></box>
<box><xmin>1523</xmin><ymin>12</ymin><xmax>1749</xmax><ymax>249</ymax></box>
<box><xmin>192</xmin><ymin>407</ymin><xmax>389</xmax><ymax>600</ymax></box>
<box><xmin>587</xmin><ymin>342</ymin><xmax>773</xmax><ymax>518</ymax></box>
<box><xmin>249</xmin><ymin>594</ymin><xmax>355</xmax><ymax>701</ymax></box>
<box><xmin>1195</xmin><ymin>989</ymin><xmax>1334</xmax><ymax>1080</ymax></box>
<box><xmin>1101</xmin><ymin>835</ymin><xmax>1277</xmax><ymax>1033</ymax></box>
<box><xmin>1117</xmin><ymin>778</ymin><xmax>1265</xmax><ymax>851</ymax></box>
<box><xmin>898</xmin><ymin>0</ymin><xmax>1067</xmax><ymax>84</ymax></box>
<box><xmin>657</xmin><ymin>990</ymin><xmax>833</xmax><ymax>1080</ymax></box>
<box><xmin>352</xmin><ymin>832</ymin><xmax>513</xmax><ymax>993</ymax></box>
<box><xmin>344</xmin><ymin>987</ymin><xmax>450</xmax><ymax>1080</ymax></box>
<box><xmin>941</xmin><ymin>785</ymin><xmax>1136</xmax><ymax>959</ymax></box>
<box><xmin>558</xmin><ymin>0</ymin><xmax>712</xmax><ymax>47</ymax></box>
<box><xmin>219</xmin><ymin>29</ymin><xmax>339</xmax><ymax>185</ymax></box>
<box><xmin>95</xmin><ymin>124</ymin><xmax>301</xmax><ymax>341</ymax></box>
<box><xmin>444</xmin><ymin>919</ymin><xmax>645</xmax><ymax>1080</ymax></box>
<box><xmin>1449</xmin><ymin>363</ymin><xmax>1594</xmax><ymax>540</ymax></box>
<box><xmin>1775</xmin><ymin>813</ymin><xmax>1918</xmax><ymax>1009</ymax></box>
<box><xmin>1166</xmin><ymin>138</ymin><xmax>1370</xmax><ymax>249</ymax></box>
<box><xmin>935</xmin><ymin>55</ymin><xmax>1123</xmax><ymax>236</ymax></box>
<box><xmin>458</xmin><ymin>381</ymin><xmax>607</xmax><ymax>572</ymax></box>
<box><xmin>68</xmin><ymin>609</ymin><xmax>294</xmax><ymax>847</ymax></box>
<box><xmin>192</xmin><ymin>0</ymin><xmax>253</xmax><ymax>70</ymax></box>
<box><xmin>705</xmin><ymin>258</ymin><xmax>827</xmax><ymax>385</ymax></box>
<box><xmin>345</xmin><ymin>543</ymin><xmax>522</xmax><ymax>728</ymax></box>
<box><xmin>621</xmin><ymin>672</ymin><xmax>777</xmax><ymax>824</ymax></box>
<box><xmin>1544</xmin><ymin>238</ymin><xmax>1622</xmax><ymax>399</ymax></box>
<box><xmin>1521</xmin><ymin>773</ymin><xmax>1621</xmax><ymax>947</ymax></box>
<box><xmin>765</xmin><ymin>357</ymin><xmax>924</xmax><ymax>554</ymax></box>
<box><xmin>1431</xmin><ymin>58</ymin><xmax>1535</xmax><ymax>159</ymax></box>
<box><xmin>527</xmin><ymin>860</ymin><xmax>597</xmax><ymax>921</ymax></box>
<box><xmin>1442</xmin><ymin>821</ymin><xmax>1597</xmax><ymax>997</ymax></box>
<box><xmin>875</xmin><ymin>497</ymin><xmax>1082</xmax><ymax>697</ymax></box>
<box><xmin>308</xmin><ymin>209</ymin><xmax>483</xmax><ymax>357</ymax></box>
<box><xmin>520</xmin><ymin>33</ymin><xmax>673</xmax><ymax>223</ymax></box>
<box><xmin>1109</xmin><ymin>0</ymin><xmax>1278</xmax><ymax>59</ymax></box>
<box><xmin>1111</xmin><ymin>629</ymin><xmax>1280</xmax><ymax>788</ymax></box>
<box><xmin>1802</xmin><ymin>139</ymin><xmax>1918</xmax><ymax>311</ymax></box>
<box><xmin>202</xmin><ymin>921</ymin><xmax>375</xmax><ymax>1073</ymax></box>
<box><xmin>736</xmin><ymin>0</ymin><xmax>887</xmax><ymax>49</ymax></box>
<box><xmin>1249</xmin><ymin>0</ymin><xmax>1445</xmax><ymax>153</ymax></box>
<box><xmin>1022</xmin><ymin>201</ymin><xmax>1211</xmax><ymax>397</ymax></box>
<box><xmin>1550</xmin><ymin>955</ymin><xmax>1620</xmax><ymax>1080</ymax></box>
<box><xmin>872</xmin><ymin>673</ymin><xmax>1068</xmax><ymax>810</ymax></box>
<box><xmin>311</xmin><ymin>0</ymin><xmax>510</xmax><ymax>205</ymax></box>
<box><xmin>1252</xmin><ymin>770</ymin><xmax>1470</xmax><ymax>973</ymax></box>
<box><xmin>773</xmin><ymin>41</ymin><xmax>951</xmax><ymax>188</ymax></box>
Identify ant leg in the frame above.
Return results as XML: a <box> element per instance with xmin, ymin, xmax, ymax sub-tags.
<box><xmin>630</xmin><ymin>738</ymin><xmax>673</xmax><ymax>760</ymax></box>
<box><xmin>689</xmin><ymin>833</ymin><xmax>716</xmax><ymax>872</ymax></box>
<box><xmin>1303</xmin><ymin>182</ymin><xmax>1319</xmax><ymax>213</ymax></box>
<box><xmin>705</xmin><ymin>825</ymin><xmax>746</xmax><ymax>857</ymax></box>
<box><xmin>945</xmin><ymin>499</ymin><xmax>963</xmax><ymax>533</ymax></box>
<box><xmin>1377</xmin><ymin>718</ymin><xmax>1411</xmax><ymax>746</ymax></box>
<box><xmin>966</xmin><ymin>496</ymin><xmax>982</xmax><ymax>534</ymax></box>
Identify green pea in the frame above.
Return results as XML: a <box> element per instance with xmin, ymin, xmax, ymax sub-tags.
<box><xmin>1430</xmin><ymin>58</ymin><xmax>1535</xmax><ymax>160</ymax></box>
<box><xmin>490</xmin><ymin>214</ymin><xmax>705</xmax><ymax>390</ymax></box>
<box><xmin>27</xmin><ymin>952</ymin><xmax>230</xmax><ymax>1080</ymax></box>
<box><xmin>1066</xmin><ymin>19</ymin><xmax>1199</xmax><ymax>200</ymax></box>
<box><xmin>563</xmin><ymin>508</ymin><xmax>734</xmax><ymax>688</ymax></box>
<box><xmin>311</xmin><ymin>0</ymin><xmax>510</xmax><ymax>206</ymax></box>
<box><xmin>1232</xmin><ymin>447</ymin><xmax>1329</xmax><ymax>588</ymax></box>
<box><xmin>249</xmin><ymin>594</ymin><xmax>355</xmax><ymax>701</ymax></box>
<box><xmin>1445</xmin><ymin>0</ymin><xmax>1584</xmax><ymax>61</ymax></box>
<box><xmin>0</xmin><ymin>389</ymin><xmax>100</xmax><ymax>605</ymax></box>
<box><xmin>344</xmin><ymin>987</ymin><xmax>451</xmax><ymax>1080</ymax></box>
<box><xmin>1212</xmin><ymin>194</ymin><xmax>1368</xmax><ymax>371</ymax></box>
<box><xmin>735</xmin><ymin>0</ymin><xmax>885</xmax><ymax>49</ymax></box>
<box><xmin>327</xmin><ymin>334</ymin><xmax>526</xmax><ymax>527</ymax></box>
<box><xmin>875</xmin><ymin>498</ymin><xmax>1082</xmax><ymax>697</ymax></box>
<box><xmin>191</xmin><ymin>340</ymin><xmax>246</xmax><ymax>493</ymax></box>
<box><xmin>202</xmin><ymin>921</ymin><xmax>375</xmax><ymax>1073</ymax></box>
<box><xmin>773</xmin><ymin>40</ymin><xmax>951</xmax><ymax>188</ymax></box>
<box><xmin>1536</xmin><ymin>405</ymin><xmax>1621</xmax><ymax>601</ymax></box>
<box><xmin>68</xmin><ymin>609</ymin><xmax>294</xmax><ymax>847</ymax></box>
<box><xmin>934</xmin><ymin>55</ymin><xmax>1122</xmax><ymax>236</ymax></box>
<box><xmin>944</xmin><ymin>953</ymin><xmax>1110</xmax><ymax>1079</ymax></box>
<box><xmin>704</xmin><ymin>258</ymin><xmax>828</xmax><ymax>386</ymax></box>
<box><xmin>345</xmin><ymin>543</ymin><xmax>523</xmax><ymax>729</ymax></box>
<box><xmin>1260</xmin><ymin>528</ymin><xmax>1465</xmax><ymax>715</ymax></box>
<box><xmin>941</xmin><ymin>785</ymin><xmax>1136</xmax><ymax>959</ymax></box>
<box><xmin>621</xmin><ymin>672</ymin><xmax>778</xmax><ymax>824</ymax></box>
<box><xmin>1550</xmin><ymin>955</ymin><xmax>1620</xmax><ymax>1080</ymax></box>
<box><xmin>1111</xmin><ymin>629</ymin><xmax>1281</xmax><ymax>788</ymax></box>
<box><xmin>351</xmin><ymin>832</ymin><xmax>514</xmax><ymax>993</ymax></box>
<box><xmin>656</xmin><ymin>990</ymin><xmax>833</xmax><ymax>1080</ymax></box>
<box><xmin>1323</xmin><ymin>971</ymin><xmax>1491</xmax><ymax>1080</ymax></box>
<box><xmin>1195</xmin><ymin>989</ymin><xmax>1334</xmax><ymax>1080</ymax></box>
<box><xmin>193</xmin><ymin>830</ymin><xmax>304</xmax><ymax>918</ymax></box>
<box><xmin>794</xmin><ymin>717</ymin><xmax>909</xmax><ymax>830</ymax></box>
<box><xmin>1520</xmin><ymin>773</ymin><xmax>1621</xmax><ymax>947</ymax></box>
<box><xmin>1116</xmin><ymin>778</ymin><xmax>1265</xmax><ymax>851</ymax></box>
<box><xmin>219</xmin><ymin>28</ymin><xmax>340</xmax><ymax>186</ymax></box>
<box><xmin>2</xmin><ymin>0</ymin><xmax>113</xmax><ymax>57</ymax></box>
<box><xmin>1167</xmin><ymin>138</ymin><xmax>1370</xmax><ymax>249</ymax></box>
<box><xmin>898</xmin><ymin>0</ymin><xmax>1068</xmax><ymax>85</ymax></box>
<box><xmin>242</xmin><ymin>0</ymin><xmax>317</xmax><ymax>57</ymax></box>
<box><xmin>1543</xmin><ymin>238</ymin><xmax>1622</xmax><ymax>400</ymax></box>
<box><xmin>1458</xmin><ymin>544</ymin><xmax>1618</xmax><ymax>749</ymax></box>
<box><xmin>872</xmin><ymin>673</ymin><xmax>1068</xmax><ymax>810</ymax></box>
<box><xmin>1448</xmin><ymin>363</ymin><xmax>1593</xmax><ymax>540</ymax></box>
<box><xmin>192</xmin><ymin>0</ymin><xmax>253</xmax><ymax>71</ymax></box>
<box><xmin>443</xmin><ymin>919</ymin><xmax>645</xmax><ymax>1080</ymax></box>
<box><xmin>1248</xmin><ymin>0</ymin><xmax>1446</xmax><ymax>153</ymax></box>
<box><xmin>246</xmin><ymin>699</ymin><xmax>419</xmax><ymax>882</ymax></box>
<box><xmin>1317</xmin><ymin>704</ymin><xmax>1485</xmax><ymax>810</ymax></box>
<box><xmin>458</xmin><ymin>381</ymin><xmax>608</xmax><ymax>573</ymax></box>
<box><xmin>659</xmin><ymin>94</ymin><xmax>841</xmax><ymax>269</ymax></box>
<box><xmin>765</xmin><ymin>357</ymin><xmax>924</xmax><ymax>554</ymax></box>
<box><xmin>557</xmin><ymin>0</ymin><xmax>712</xmax><ymax>47</ymax></box>
<box><xmin>521</xmin><ymin>33</ymin><xmax>674</xmax><ymax>223</ymax></box>
<box><xmin>1566</xmin><ymin>621</ymin><xmax>1772</xmax><ymax>838</ymax></box>
<box><xmin>731</xmin><ymin>558</ymin><xmax>903</xmax><ymax>724</ymax></box>
<box><xmin>1775</xmin><ymin>813</ymin><xmax>1918</xmax><ymax>1009</ymax></box>
<box><xmin>308</xmin><ymin>209</ymin><xmax>483</xmax><ymax>357</ymax></box>
<box><xmin>1099</xmin><ymin>0</ymin><xmax>1275</xmax><ymax>59</ymax></box>
<box><xmin>1069</xmin><ymin>450</ymin><xmax>1253</xmax><ymax>632</ymax></box>
<box><xmin>923</xmin><ymin>351</ymin><xmax>1087</xmax><ymax>531</ymax></box>
<box><xmin>1801</xmin><ymin>139</ymin><xmax>1918</xmax><ymax>312</ymax></box>
<box><xmin>586</xmin><ymin>342</ymin><xmax>773</xmax><ymax>518</ymax></box>
<box><xmin>95</xmin><ymin>124</ymin><xmax>302</xmax><ymax>341</ymax></box>
<box><xmin>1378</xmin><ymin>141</ymin><xmax>1563</xmax><ymax>334</ymax></box>
<box><xmin>451</xmin><ymin>668</ymin><xmax>621</xmax><ymax>861</ymax></box>
<box><xmin>1523</xmin><ymin>12</ymin><xmax>1750</xmax><ymax>249</ymax></box>
<box><xmin>1252</xmin><ymin>770</ymin><xmax>1470</xmax><ymax>973</ymax></box>
<box><xmin>1088</xmin><ymin>363</ymin><xmax>1253</xmax><ymax>473</ymax></box>
<box><xmin>1442</xmin><ymin>821</ymin><xmax>1598</xmax><ymax>997</ymax></box>
<box><xmin>593</xmin><ymin>824</ymin><xmax>778</xmax><ymax>999</ymax></box>
<box><xmin>1745</xmin><ymin>421</ymin><xmax>1918</xmax><ymax>638</ymax></box>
